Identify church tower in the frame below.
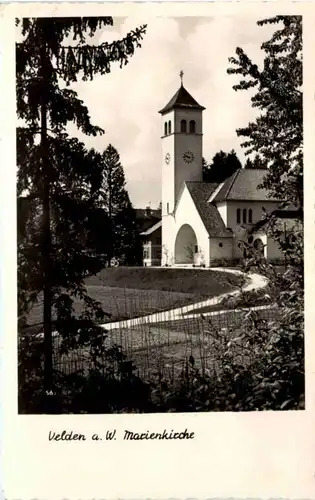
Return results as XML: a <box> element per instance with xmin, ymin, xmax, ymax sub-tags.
<box><xmin>159</xmin><ymin>72</ymin><xmax>205</xmax><ymax>217</ymax></box>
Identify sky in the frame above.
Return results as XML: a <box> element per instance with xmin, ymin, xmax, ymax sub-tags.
<box><xmin>65</xmin><ymin>16</ymin><xmax>275</xmax><ymax>208</ymax></box>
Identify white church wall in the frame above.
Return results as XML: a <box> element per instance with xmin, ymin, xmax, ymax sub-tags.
<box><xmin>161</xmin><ymin>130</ymin><xmax>176</xmax><ymax>215</ymax></box>
<box><xmin>224</xmin><ymin>200</ymin><xmax>279</xmax><ymax>259</ymax></box>
<box><xmin>266</xmin><ymin>235</ymin><xmax>283</xmax><ymax>260</ymax></box>
<box><xmin>216</xmin><ymin>202</ymin><xmax>227</xmax><ymax>226</ymax></box>
<box><xmin>161</xmin><ymin>108</ymin><xmax>203</xmax><ymax>215</ymax></box>
<box><xmin>209</xmin><ymin>237</ymin><xmax>233</xmax><ymax>265</ymax></box>
<box><xmin>232</xmin><ymin>225</ymin><xmax>248</xmax><ymax>259</ymax></box>
<box><xmin>172</xmin><ymin>185</ymin><xmax>210</xmax><ymax>266</ymax></box>
<box><xmin>225</xmin><ymin>200</ymin><xmax>279</xmax><ymax>231</ymax></box>
<box><xmin>174</xmin><ymin>109</ymin><xmax>203</xmax><ymax>207</ymax></box>
<box><xmin>161</xmin><ymin>214</ymin><xmax>176</xmax><ymax>266</ymax></box>
<box><xmin>160</xmin><ymin>86</ymin><xmax>206</xmax><ymax>266</ymax></box>
<box><xmin>174</xmin><ymin>224</ymin><xmax>197</xmax><ymax>263</ymax></box>
<box><xmin>252</xmin><ymin>232</ymin><xmax>268</xmax><ymax>258</ymax></box>
<box><xmin>174</xmin><ymin>133</ymin><xmax>203</xmax><ymax>204</ymax></box>
<box><xmin>162</xmin><ymin>112</ymin><xmax>175</xmax><ymax>138</ymax></box>
<box><xmin>174</xmin><ymin>108</ymin><xmax>203</xmax><ymax>134</ymax></box>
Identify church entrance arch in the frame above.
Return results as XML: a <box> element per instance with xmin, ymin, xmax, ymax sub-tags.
<box><xmin>174</xmin><ymin>224</ymin><xmax>198</xmax><ymax>264</ymax></box>
<box><xmin>253</xmin><ymin>238</ymin><xmax>265</xmax><ymax>257</ymax></box>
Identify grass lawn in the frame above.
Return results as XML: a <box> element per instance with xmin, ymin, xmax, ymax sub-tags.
<box><xmin>23</xmin><ymin>267</ymin><xmax>245</xmax><ymax>332</ymax></box>
<box><xmin>84</xmin><ymin>267</ymin><xmax>244</xmax><ymax>294</ymax></box>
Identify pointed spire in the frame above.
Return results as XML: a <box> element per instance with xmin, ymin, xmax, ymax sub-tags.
<box><xmin>158</xmin><ymin>83</ymin><xmax>205</xmax><ymax>115</ymax></box>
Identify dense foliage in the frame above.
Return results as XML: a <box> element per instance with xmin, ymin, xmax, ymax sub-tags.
<box><xmin>225</xmin><ymin>15</ymin><xmax>304</xmax><ymax>409</ymax></box>
<box><xmin>96</xmin><ymin>144</ymin><xmax>141</xmax><ymax>266</ymax></box>
<box><xmin>17</xmin><ymin>17</ymin><xmax>146</xmax><ymax>402</ymax></box>
<box><xmin>227</xmin><ymin>15</ymin><xmax>302</xmax><ymax>209</ymax></box>
<box><xmin>18</xmin><ymin>16</ymin><xmax>304</xmax><ymax>413</ymax></box>
<box><xmin>244</xmin><ymin>154</ymin><xmax>268</xmax><ymax>170</ymax></box>
<box><xmin>203</xmin><ymin>149</ymin><xmax>242</xmax><ymax>183</ymax></box>
<box><xmin>150</xmin><ymin>307</ymin><xmax>303</xmax><ymax>412</ymax></box>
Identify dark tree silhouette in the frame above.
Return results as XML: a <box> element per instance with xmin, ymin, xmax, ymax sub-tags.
<box><xmin>17</xmin><ymin>17</ymin><xmax>146</xmax><ymax>393</ymax></box>
<box><xmin>97</xmin><ymin>144</ymin><xmax>140</xmax><ymax>266</ymax></box>
<box><xmin>228</xmin><ymin>15</ymin><xmax>302</xmax><ymax>210</ymax></box>
<box><xmin>203</xmin><ymin>149</ymin><xmax>242</xmax><ymax>183</ymax></box>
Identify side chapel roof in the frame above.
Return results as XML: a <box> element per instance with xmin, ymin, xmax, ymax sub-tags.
<box><xmin>213</xmin><ymin>169</ymin><xmax>280</xmax><ymax>202</ymax></box>
<box><xmin>185</xmin><ymin>182</ymin><xmax>233</xmax><ymax>238</ymax></box>
<box><xmin>140</xmin><ymin>220</ymin><xmax>162</xmax><ymax>236</ymax></box>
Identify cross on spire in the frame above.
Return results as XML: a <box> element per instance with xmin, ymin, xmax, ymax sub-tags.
<box><xmin>179</xmin><ymin>70</ymin><xmax>184</xmax><ymax>86</ymax></box>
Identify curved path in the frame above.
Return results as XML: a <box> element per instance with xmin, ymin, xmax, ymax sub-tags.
<box><xmin>101</xmin><ymin>268</ymin><xmax>268</xmax><ymax>331</ymax></box>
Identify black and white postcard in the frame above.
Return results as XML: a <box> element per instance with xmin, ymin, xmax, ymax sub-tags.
<box><xmin>1</xmin><ymin>1</ymin><xmax>314</xmax><ymax>499</ymax></box>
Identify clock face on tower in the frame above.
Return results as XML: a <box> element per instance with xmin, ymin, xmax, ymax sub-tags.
<box><xmin>165</xmin><ymin>153</ymin><xmax>171</xmax><ymax>164</ymax></box>
<box><xmin>183</xmin><ymin>151</ymin><xmax>194</xmax><ymax>164</ymax></box>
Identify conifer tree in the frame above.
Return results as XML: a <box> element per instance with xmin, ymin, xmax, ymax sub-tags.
<box><xmin>97</xmin><ymin>144</ymin><xmax>139</xmax><ymax>266</ymax></box>
<box><xmin>203</xmin><ymin>149</ymin><xmax>242</xmax><ymax>183</ymax></box>
<box><xmin>244</xmin><ymin>157</ymin><xmax>253</xmax><ymax>169</ymax></box>
<box><xmin>244</xmin><ymin>154</ymin><xmax>268</xmax><ymax>169</ymax></box>
<box><xmin>17</xmin><ymin>17</ymin><xmax>146</xmax><ymax>393</ymax></box>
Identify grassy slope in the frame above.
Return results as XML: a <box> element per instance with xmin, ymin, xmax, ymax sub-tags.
<box><xmin>85</xmin><ymin>267</ymin><xmax>244</xmax><ymax>295</ymax></box>
<box><xmin>24</xmin><ymin>267</ymin><xmax>245</xmax><ymax>330</ymax></box>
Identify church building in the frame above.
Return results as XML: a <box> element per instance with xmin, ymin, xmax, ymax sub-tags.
<box><xmin>141</xmin><ymin>76</ymin><xmax>295</xmax><ymax>267</ymax></box>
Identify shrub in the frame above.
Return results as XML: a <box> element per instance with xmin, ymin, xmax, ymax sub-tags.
<box><xmin>18</xmin><ymin>323</ymin><xmax>154</xmax><ymax>414</ymax></box>
<box><xmin>150</xmin><ymin>305</ymin><xmax>304</xmax><ymax>412</ymax></box>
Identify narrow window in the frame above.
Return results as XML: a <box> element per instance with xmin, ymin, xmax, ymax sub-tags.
<box><xmin>194</xmin><ymin>245</ymin><xmax>198</xmax><ymax>253</ymax></box>
<box><xmin>248</xmin><ymin>208</ymin><xmax>253</xmax><ymax>224</ymax></box>
<box><xmin>236</xmin><ymin>208</ymin><xmax>241</xmax><ymax>224</ymax></box>
<box><xmin>168</xmin><ymin>120</ymin><xmax>171</xmax><ymax>134</ymax></box>
<box><xmin>167</xmin><ymin>202</ymin><xmax>169</xmax><ymax>214</ymax></box>
<box><xmin>164</xmin><ymin>122</ymin><xmax>167</xmax><ymax>135</ymax></box>
<box><xmin>189</xmin><ymin>120</ymin><xmax>196</xmax><ymax>133</ymax></box>
<box><xmin>243</xmin><ymin>209</ymin><xmax>247</xmax><ymax>224</ymax></box>
<box><xmin>180</xmin><ymin>119</ymin><xmax>187</xmax><ymax>133</ymax></box>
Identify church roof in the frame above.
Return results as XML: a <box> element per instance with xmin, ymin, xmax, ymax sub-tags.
<box><xmin>213</xmin><ymin>168</ymin><xmax>279</xmax><ymax>202</ymax></box>
<box><xmin>135</xmin><ymin>208</ymin><xmax>161</xmax><ymax>220</ymax></box>
<box><xmin>140</xmin><ymin>220</ymin><xmax>162</xmax><ymax>236</ymax></box>
<box><xmin>159</xmin><ymin>85</ymin><xmax>205</xmax><ymax>115</ymax></box>
<box><xmin>185</xmin><ymin>182</ymin><xmax>233</xmax><ymax>238</ymax></box>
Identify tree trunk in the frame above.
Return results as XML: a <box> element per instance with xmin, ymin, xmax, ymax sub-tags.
<box><xmin>108</xmin><ymin>170</ymin><xmax>113</xmax><ymax>266</ymax></box>
<box><xmin>40</xmin><ymin>41</ymin><xmax>53</xmax><ymax>391</ymax></box>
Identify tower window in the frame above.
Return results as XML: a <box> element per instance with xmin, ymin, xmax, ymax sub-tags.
<box><xmin>167</xmin><ymin>202</ymin><xmax>169</xmax><ymax>214</ymax></box>
<box><xmin>248</xmin><ymin>209</ymin><xmax>253</xmax><ymax>224</ymax></box>
<box><xmin>236</xmin><ymin>208</ymin><xmax>241</xmax><ymax>224</ymax></box>
<box><xmin>168</xmin><ymin>120</ymin><xmax>171</xmax><ymax>134</ymax></box>
<box><xmin>189</xmin><ymin>120</ymin><xmax>196</xmax><ymax>133</ymax></box>
<box><xmin>164</xmin><ymin>122</ymin><xmax>167</xmax><ymax>136</ymax></box>
<box><xmin>243</xmin><ymin>209</ymin><xmax>247</xmax><ymax>224</ymax></box>
<box><xmin>180</xmin><ymin>119</ymin><xmax>187</xmax><ymax>133</ymax></box>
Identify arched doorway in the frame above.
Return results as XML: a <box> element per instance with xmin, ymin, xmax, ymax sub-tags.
<box><xmin>174</xmin><ymin>224</ymin><xmax>198</xmax><ymax>264</ymax></box>
<box><xmin>254</xmin><ymin>238</ymin><xmax>265</xmax><ymax>257</ymax></box>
